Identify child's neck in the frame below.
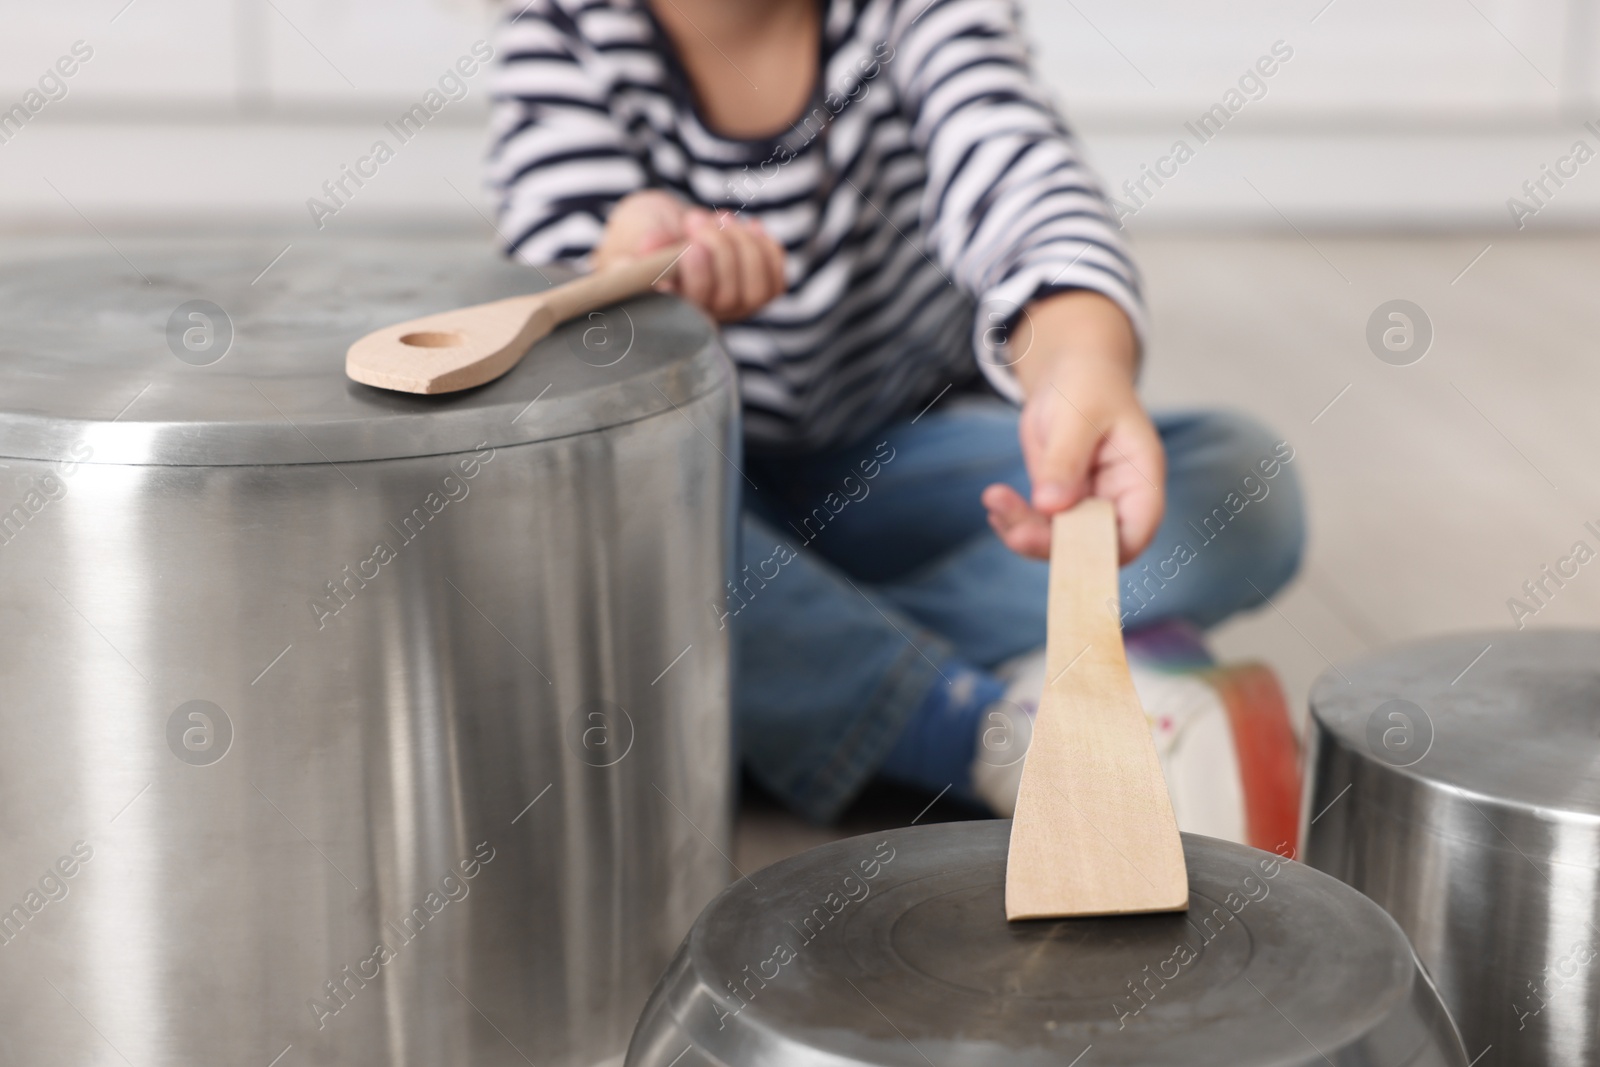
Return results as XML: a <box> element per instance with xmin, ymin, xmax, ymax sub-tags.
<box><xmin>649</xmin><ymin>0</ymin><xmax>820</xmax><ymax>139</ymax></box>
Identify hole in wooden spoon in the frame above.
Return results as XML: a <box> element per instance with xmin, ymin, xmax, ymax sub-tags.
<box><xmin>400</xmin><ymin>331</ymin><xmax>464</xmax><ymax>348</ymax></box>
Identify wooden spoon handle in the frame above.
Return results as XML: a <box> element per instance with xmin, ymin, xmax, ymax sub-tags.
<box><xmin>541</xmin><ymin>244</ymin><xmax>684</xmax><ymax>324</ymax></box>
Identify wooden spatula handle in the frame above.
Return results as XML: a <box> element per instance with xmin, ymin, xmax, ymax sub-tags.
<box><xmin>541</xmin><ymin>244</ymin><xmax>684</xmax><ymax>325</ymax></box>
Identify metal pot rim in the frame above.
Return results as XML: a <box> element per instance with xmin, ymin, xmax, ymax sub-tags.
<box><xmin>0</xmin><ymin>238</ymin><xmax>728</xmax><ymax>466</ymax></box>
<box><xmin>627</xmin><ymin>820</ymin><xmax>1454</xmax><ymax>1067</ymax></box>
<box><xmin>1310</xmin><ymin>628</ymin><xmax>1600</xmax><ymax>824</ymax></box>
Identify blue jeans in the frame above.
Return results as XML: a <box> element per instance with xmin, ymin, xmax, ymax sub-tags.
<box><xmin>727</xmin><ymin>399</ymin><xmax>1305</xmax><ymax>823</ymax></box>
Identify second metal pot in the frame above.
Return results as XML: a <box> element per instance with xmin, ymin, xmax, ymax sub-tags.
<box><xmin>1304</xmin><ymin>630</ymin><xmax>1600</xmax><ymax>1067</ymax></box>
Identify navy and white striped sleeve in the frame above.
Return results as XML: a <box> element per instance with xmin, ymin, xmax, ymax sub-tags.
<box><xmin>487</xmin><ymin>1</ymin><xmax>646</xmax><ymax>266</ymax></box>
<box><xmin>887</xmin><ymin>0</ymin><xmax>1145</xmax><ymax>400</ymax></box>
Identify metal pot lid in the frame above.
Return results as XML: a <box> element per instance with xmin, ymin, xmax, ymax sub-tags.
<box><xmin>0</xmin><ymin>238</ymin><xmax>726</xmax><ymax>466</ymax></box>
<box><xmin>1310</xmin><ymin>630</ymin><xmax>1600</xmax><ymax>819</ymax></box>
<box><xmin>628</xmin><ymin>821</ymin><xmax>1451</xmax><ymax>1067</ymax></box>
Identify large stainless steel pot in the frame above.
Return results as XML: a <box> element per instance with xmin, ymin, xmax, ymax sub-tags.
<box><xmin>0</xmin><ymin>238</ymin><xmax>737</xmax><ymax>1067</ymax></box>
<box><xmin>1304</xmin><ymin>630</ymin><xmax>1600</xmax><ymax>1067</ymax></box>
<box><xmin>627</xmin><ymin>821</ymin><xmax>1468</xmax><ymax>1067</ymax></box>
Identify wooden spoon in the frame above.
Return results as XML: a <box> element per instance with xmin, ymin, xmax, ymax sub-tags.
<box><xmin>346</xmin><ymin>245</ymin><xmax>684</xmax><ymax>395</ymax></box>
<box><xmin>1005</xmin><ymin>498</ymin><xmax>1190</xmax><ymax>920</ymax></box>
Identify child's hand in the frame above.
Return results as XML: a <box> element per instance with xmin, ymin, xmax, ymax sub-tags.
<box><xmin>981</xmin><ymin>291</ymin><xmax>1165</xmax><ymax>564</ymax></box>
<box><xmin>595</xmin><ymin>190</ymin><xmax>786</xmax><ymax>321</ymax></box>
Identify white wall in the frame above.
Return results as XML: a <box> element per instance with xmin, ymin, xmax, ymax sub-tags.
<box><xmin>1031</xmin><ymin>0</ymin><xmax>1600</xmax><ymax>228</ymax></box>
<box><xmin>0</xmin><ymin>0</ymin><xmax>499</xmax><ymax>234</ymax></box>
<box><xmin>2</xmin><ymin>0</ymin><xmax>1598</xmax><ymax>232</ymax></box>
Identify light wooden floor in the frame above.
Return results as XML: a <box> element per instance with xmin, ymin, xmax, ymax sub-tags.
<box><xmin>734</xmin><ymin>232</ymin><xmax>1599</xmax><ymax>873</ymax></box>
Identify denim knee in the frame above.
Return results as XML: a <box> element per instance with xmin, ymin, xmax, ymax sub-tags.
<box><xmin>1154</xmin><ymin>409</ymin><xmax>1307</xmax><ymax>625</ymax></box>
<box><xmin>1203</xmin><ymin>410</ymin><xmax>1306</xmax><ymax>602</ymax></box>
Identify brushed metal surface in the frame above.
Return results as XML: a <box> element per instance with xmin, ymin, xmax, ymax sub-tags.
<box><xmin>0</xmin><ymin>238</ymin><xmax>721</xmax><ymax>465</ymax></box>
<box><xmin>1305</xmin><ymin>630</ymin><xmax>1600</xmax><ymax>1067</ymax></box>
<box><xmin>0</xmin><ymin>239</ymin><xmax>738</xmax><ymax>1067</ymax></box>
<box><xmin>628</xmin><ymin>821</ymin><xmax>1468</xmax><ymax>1067</ymax></box>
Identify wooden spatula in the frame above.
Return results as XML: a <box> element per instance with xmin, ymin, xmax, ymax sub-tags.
<box><xmin>1005</xmin><ymin>498</ymin><xmax>1189</xmax><ymax>920</ymax></box>
<box><xmin>346</xmin><ymin>244</ymin><xmax>684</xmax><ymax>395</ymax></box>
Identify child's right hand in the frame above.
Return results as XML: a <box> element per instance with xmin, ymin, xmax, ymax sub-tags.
<box><xmin>595</xmin><ymin>190</ymin><xmax>787</xmax><ymax>322</ymax></box>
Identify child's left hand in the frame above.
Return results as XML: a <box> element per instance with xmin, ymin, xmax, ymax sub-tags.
<box><xmin>596</xmin><ymin>190</ymin><xmax>787</xmax><ymax>322</ymax></box>
<box><xmin>981</xmin><ymin>291</ymin><xmax>1165</xmax><ymax>564</ymax></box>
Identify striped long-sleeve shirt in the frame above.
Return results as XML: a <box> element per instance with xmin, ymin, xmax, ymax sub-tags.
<box><xmin>488</xmin><ymin>0</ymin><xmax>1142</xmax><ymax>452</ymax></box>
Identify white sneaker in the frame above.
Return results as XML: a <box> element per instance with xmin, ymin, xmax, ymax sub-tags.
<box><xmin>969</xmin><ymin>648</ymin><xmax>1044</xmax><ymax>817</ymax></box>
<box><xmin>968</xmin><ymin>646</ymin><xmax>1247</xmax><ymax>844</ymax></box>
<box><xmin>1129</xmin><ymin>666</ymin><xmax>1246</xmax><ymax>843</ymax></box>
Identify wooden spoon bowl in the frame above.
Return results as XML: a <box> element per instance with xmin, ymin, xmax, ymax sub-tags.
<box><xmin>346</xmin><ymin>245</ymin><xmax>683</xmax><ymax>395</ymax></box>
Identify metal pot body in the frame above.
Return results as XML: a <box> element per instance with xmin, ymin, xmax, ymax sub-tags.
<box><xmin>627</xmin><ymin>821</ymin><xmax>1469</xmax><ymax>1067</ymax></box>
<box><xmin>1303</xmin><ymin>631</ymin><xmax>1600</xmax><ymax>1067</ymax></box>
<box><xmin>0</xmin><ymin>240</ymin><xmax>737</xmax><ymax>1067</ymax></box>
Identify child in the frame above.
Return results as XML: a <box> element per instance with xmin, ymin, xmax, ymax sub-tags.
<box><xmin>489</xmin><ymin>0</ymin><xmax>1304</xmax><ymax>823</ymax></box>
